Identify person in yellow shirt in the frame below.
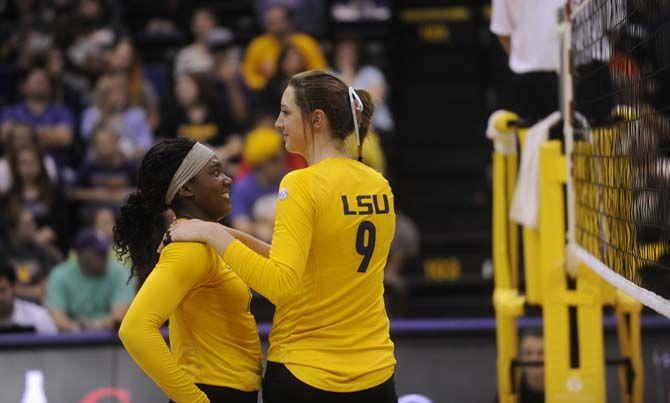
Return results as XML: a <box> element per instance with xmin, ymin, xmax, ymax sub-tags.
<box><xmin>114</xmin><ymin>138</ymin><xmax>262</xmax><ymax>403</ymax></box>
<box><xmin>166</xmin><ymin>70</ymin><xmax>398</xmax><ymax>402</ymax></box>
<box><xmin>241</xmin><ymin>6</ymin><xmax>327</xmax><ymax>91</ymax></box>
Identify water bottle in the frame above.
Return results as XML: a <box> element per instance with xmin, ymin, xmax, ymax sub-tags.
<box><xmin>20</xmin><ymin>370</ymin><xmax>47</xmax><ymax>403</ymax></box>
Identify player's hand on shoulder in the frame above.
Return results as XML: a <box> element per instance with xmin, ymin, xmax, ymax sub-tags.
<box><xmin>158</xmin><ymin>219</ymin><xmax>211</xmax><ymax>253</ymax></box>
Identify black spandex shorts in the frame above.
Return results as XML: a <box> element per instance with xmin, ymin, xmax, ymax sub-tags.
<box><xmin>168</xmin><ymin>384</ymin><xmax>258</xmax><ymax>403</ymax></box>
<box><xmin>262</xmin><ymin>361</ymin><xmax>397</xmax><ymax>403</ymax></box>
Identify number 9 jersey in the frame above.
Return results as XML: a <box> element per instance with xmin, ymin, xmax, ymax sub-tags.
<box><xmin>223</xmin><ymin>157</ymin><xmax>396</xmax><ymax>392</ymax></box>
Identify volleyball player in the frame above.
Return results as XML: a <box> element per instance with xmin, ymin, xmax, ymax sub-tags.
<box><xmin>166</xmin><ymin>70</ymin><xmax>398</xmax><ymax>402</ymax></box>
<box><xmin>114</xmin><ymin>138</ymin><xmax>262</xmax><ymax>403</ymax></box>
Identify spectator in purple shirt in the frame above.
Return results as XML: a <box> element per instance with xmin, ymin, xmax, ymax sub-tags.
<box><xmin>0</xmin><ymin>67</ymin><xmax>74</xmax><ymax>166</ymax></box>
<box><xmin>72</xmin><ymin>125</ymin><xmax>137</xmax><ymax>218</ymax></box>
<box><xmin>81</xmin><ymin>74</ymin><xmax>154</xmax><ymax>161</ymax></box>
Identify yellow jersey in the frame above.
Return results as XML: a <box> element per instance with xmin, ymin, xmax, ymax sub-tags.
<box><xmin>119</xmin><ymin>242</ymin><xmax>262</xmax><ymax>403</ymax></box>
<box><xmin>241</xmin><ymin>33</ymin><xmax>328</xmax><ymax>90</ymax></box>
<box><xmin>224</xmin><ymin>157</ymin><xmax>396</xmax><ymax>392</ymax></box>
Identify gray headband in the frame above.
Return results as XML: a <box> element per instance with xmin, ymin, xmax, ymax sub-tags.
<box><xmin>165</xmin><ymin>142</ymin><xmax>215</xmax><ymax>204</ymax></box>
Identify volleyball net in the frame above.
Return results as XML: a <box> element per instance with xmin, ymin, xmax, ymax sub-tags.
<box><xmin>565</xmin><ymin>0</ymin><xmax>670</xmax><ymax>317</ymax></box>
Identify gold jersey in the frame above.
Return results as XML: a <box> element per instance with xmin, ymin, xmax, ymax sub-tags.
<box><xmin>119</xmin><ymin>242</ymin><xmax>262</xmax><ymax>402</ymax></box>
<box><xmin>224</xmin><ymin>157</ymin><xmax>396</xmax><ymax>392</ymax></box>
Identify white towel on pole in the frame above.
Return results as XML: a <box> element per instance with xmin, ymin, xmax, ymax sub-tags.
<box><xmin>509</xmin><ymin>112</ymin><xmax>562</xmax><ymax>228</ymax></box>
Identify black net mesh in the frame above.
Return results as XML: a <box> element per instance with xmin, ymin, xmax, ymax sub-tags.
<box><xmin>571</xmin><ymin>0</ymin><xmax>670</xmax><ymax>300</ymax></box>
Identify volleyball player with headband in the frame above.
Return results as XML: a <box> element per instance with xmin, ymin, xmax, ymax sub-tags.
<box><xmin>114</xmin><ymin>138</ymin><xmax>262</xmax><ymax>403</ymax></box>
<box><xmin>166</xmin><ymin>70</ymin><xmax>398</xmax><ymax>402</ymax></box>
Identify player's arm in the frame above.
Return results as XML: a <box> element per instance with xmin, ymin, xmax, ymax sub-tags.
<box><xmin>490</xmin><ymin>0</ymin><xmax>513</xmax><ymax>55</ymax></box>
<box><xmin>118</xmin><ymin>243</ymin><xmax>211</xmax><ymax>403</ymax></box>
<box><xmin>168</xmin><ymin>172</ymin><xmax>314</xmax><ymax>304</ymax></box>
<box><xmin>224</xmin><ymin>226</ymin><xmax>271</xmax><ymax>258</ymax></box>
<box><xmin>36</xmin><ymin>124</ymin><xmax>73</xmax><ymax>147</ymax></box>
<box><xmin>497</xmin><ymin>35</ymin><xmax>511</xmax><ymax>54</ymax></box>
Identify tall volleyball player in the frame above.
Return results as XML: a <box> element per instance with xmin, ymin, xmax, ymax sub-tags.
<box><xmin>114</xmin><ymin>138</ymin><xmax>262</xmax><ymax>403</ymax></box>
<box><xmin>166</xmin><ymin>70</ymin><xmax>397</xmax><ymax>402</ymax></box>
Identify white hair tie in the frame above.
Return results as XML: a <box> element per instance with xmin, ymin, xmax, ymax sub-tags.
<box><xmin>348</xmin><ymin>87</ymin><xmax>364</xmax><ymax>161</ymax></box>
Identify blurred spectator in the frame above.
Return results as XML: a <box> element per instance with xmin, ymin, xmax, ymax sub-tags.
<box><xmin>332</xmin><ymin>0</ymin><xmax>391</xmax><ymax>22</ymax></box>
<box><xmin>81</xmin><ymin>74</ymin><xmax>154</xmax><ymax>160</ymax></box>
<box><xmin>258</xmin><ymin>44</ymin><xmax>307</xmax><ymax>117</ymax></box>
<box><xmin>213</xmin><ymin>47</ymin><xmax>254</xmax><ymax>132</ymax></box>
<box><xmin>124</xmin><ymin>0</ymin><xmax>193</xmax><ymax>36</ymax></box>
<box><xmin>332</xmin><ymin>34</ymin><xmax>394</xmax><ymax>134</ymax></box>
<box><xmin>241</xmin><ymin>5</ymin><xmax>327</xmax><ymax>91</ymax></box>
<box><xmin>71</xmin><ymin>125</ymin><xmax>137</xmax><ymax>216</ymax></box>
<box><xmin>0</xmin><ymin>67</ymin><xmax>74</xmax><ymax>167</ymax></box>
<box><xmin>2</xmin><ymin>209</ymin><xmax>60</xmax><ymax>304</ymax></box>
<box><xmin>0</xmin><ymin>124</ymin><xmax>58</xmax><ymax>194</ymax></box>
<box><xmin>1</xmin><ymin>144</ymin><xmax>69</xmax><ymax>252</ymax></box>
<box><xmin>63</xmin><ymin>0</ymin><xmax>117</xmax><ymax>79</ymax></box>
<box><xmin>251</xmin><ymin>193</ymin><xmax>278</xmax><ymax>243</ymax></box>
<box><xmin>490</xmin><ymin>0</ymin><xmax>563</xmax><ymax>122</ymax></box>
<box><xmin>255</xmin><ymin>0</ymin><xmax>327</xmax><ymax>37</ymax></box>
<box><xmin>519</xmin><ymin>330</ymin><xmax>545</xmax><ymax>401</ymax></box>
<box><xmin>92</xmin><ymin>206</ymin><xmax>127</xmax><ymax>268</ymax></box>
<box><xmin>105</xmin><ymin>37</ymin><xmax>160</xmax><ymax>129</ymax></box>
<box><xmin>46</xmin><ymin>229</ymin><xmax>133</xmax><ymax>333</ymax></box>
<box><xmin>0</xmin><ymin>0</ymin><xmax>53</xmax><ymax>69</ymax></box>
<box><xmin>0</xmin><ymin>261</ymin><xmax>58</xmax><ymax>334</ymax></box>
<box><xmin>93</xmin><ymin>207</ymin><xmax>114</xmax><ymax>240</ymax></box>
<box><xmin>159</xmin><ymin>73</ymin><xmax>239</xmax><ymax>151</ymax></box>
<box><xmin>174</xmin><ymin>7</ymin><xmax>233</xmax><ymax>77</ymax></box>
<box><xmin>45</xmin><ymin>47</ymin><xmax>92</xmax><ymax>113</ymax></box>
<box><xmin>493</xmin><ymin>330</ymin><xmax>545</xmax><ymax>403</ymax></box>
<box><xmin>231</xmin><ymin>127</ymin><xmax>285</xmax><ymax>240</ymax></box>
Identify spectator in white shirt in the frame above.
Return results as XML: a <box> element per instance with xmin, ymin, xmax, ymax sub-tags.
<box><xmin>0</xmin><ymin>261</ymin><xmax>57</xmax><ymax>334</ymax></box>
<box><xmin>490</xmin><ymin>0</ymin><xmax>564</xmax><ymax>122</ymax></box>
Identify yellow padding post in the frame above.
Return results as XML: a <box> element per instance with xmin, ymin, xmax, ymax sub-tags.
<box><xmin>492</xmin><ymin>149</ymin><xmax>514</xmax><ymax>289</ymax></box>
<box><xmin>494</xmin><ymin>289</ymin><xmax>526</xmax><ymax>403</ymax></box>
<box><xmin>539</xmin><ymin>141</ymin><xmax>606</xmax><ymax>403</ymax></box>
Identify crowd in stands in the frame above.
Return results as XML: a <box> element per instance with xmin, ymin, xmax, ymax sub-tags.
<box><xmin>0</xmin><ymin>0</ymin><xmax>408</xmax><ymax>334</ymax></box>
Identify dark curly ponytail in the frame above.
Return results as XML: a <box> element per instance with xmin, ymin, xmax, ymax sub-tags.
<box><xmin>113</xmin><ymin>137</ymin><xmax>197</xmax><ymax>287</ymax></box>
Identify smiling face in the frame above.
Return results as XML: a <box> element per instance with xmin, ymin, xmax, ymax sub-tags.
<box><xmin>186</xmin><ymin>155</ymin><xmax>233</xmax><ymax>222</ymax></box>
<box><xmin>275</xmin><ymin>85</ymin><xmax>308</xmax><ymax>156</ymax></box>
